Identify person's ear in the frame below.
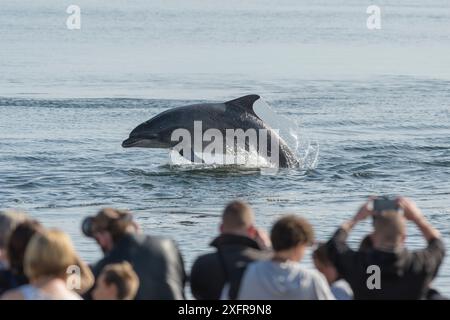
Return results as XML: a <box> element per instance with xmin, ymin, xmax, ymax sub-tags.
<box><xmin>247</xmin><ymin>225</ymin><xmax>257</xmax><ymax>238</ymax></box>
<box><xmin>130</xmin><ymin>221</ymin><xmax>140</xmax><ymax>233</ymax></box>
<box><xmin>219</xmin><ymin>224</ymin><xmax>224</xmax><ymax>233</ymax></box>
<box><xmin>101</xmin><ymin>231</ymin><xmax>114</xmax><ymax>252</ymax></box>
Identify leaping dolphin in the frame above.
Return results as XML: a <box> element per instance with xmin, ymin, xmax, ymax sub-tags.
<box><xmin>122</xmin><ymin>95</ymin><xmax>299</xmax><ymax>168</ymax></box>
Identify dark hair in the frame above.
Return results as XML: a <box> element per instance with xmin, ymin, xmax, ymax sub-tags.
<box><xmin>222</xmin><ymin>200</ymin><xmax>253</xmax><ymax>230</ymax></box>
<box><xmin>358</xmin><ymin>234</ymin><xmax>374</xmax><ymax>252</ymax></box>
<box><xmin>101</xmin><ymin>262</ymin><xmax>139</xmax><ymax>300</ymax></box>
<box><xmin>92</xmin><ymin>208</ymin><xmax>134</xmax><ymax>243</ymax></box>
<box><xmin>7</xmin><ymin>220</ymin><xmax>44</xmax><ymax>275</ymax></box>
<box><xmin>312</xmin><ymin>242</ymin><xmax>331</xmax><ymax>266</ymax></box>
<box><xmin>0</xmin><ymin>211</ymin><xmax>27</xmax><ymax>249</ymax></box>
<box><xmin>271</xmin><ymin>215</ymin><xmax>314</xmax><ymax>251</ymax></box>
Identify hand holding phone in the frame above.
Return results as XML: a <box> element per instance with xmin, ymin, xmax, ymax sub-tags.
<box><xmin>397</xmin><ymin>197</ymin><xmax>423</xmax><ymax>221</ymax></box>
<box><xmin>373</xmin><ymin>196</ymin><xmax>400</xmax><ymax>213</ymax></box>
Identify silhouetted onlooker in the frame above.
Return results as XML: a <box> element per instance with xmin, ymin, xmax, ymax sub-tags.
<box><xmin>238</xmin><ymin>215</ymin><xmax>334</xmax><ymax>300</ymax></box>
<box><xmin>0</xmin><ymin>220</ymin><xmax>43</xmax><ymax>295</ymax></box>
<box><xmin>326</xmin><ymin>197</ymin><xmax>446</xmax><ymax>300</ymax></box>
<box><xmin>190</xmin><ymin>201</ymin><xmax>272</xmax><ymax>300</ymax></box>
<box><xmin>83</xmin><ymin>208</ymin><xmax>186</xmax><ymax>300</ymax></box>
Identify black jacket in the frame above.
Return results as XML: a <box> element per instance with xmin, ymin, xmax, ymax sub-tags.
<box><xmin>326</xmin><ymin>227</ymin><xmax>446</xmax><ymax>300</ymax></box>
<box><xmin>88</xmin><ymin>233</ymin><xmax>186</xmax><ymax>300</ymax></box>
<box><xmin>0</xmin><ymin>270</ymin><xmax>28</xmax><ymax>296</ymax></box>
<box><xmin>190</xmin><ymin>234</ymin><xmax>272</xmax><ymax>300</ymax></box>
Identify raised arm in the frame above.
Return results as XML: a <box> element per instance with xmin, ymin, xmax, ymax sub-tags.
<box><xmin>397</xmin><ymin>197</ymin><xmax>441</xmax><ymax>242</ymax></box>
<box><xmin>326</xmin><ymin>199</ymin><xmax>374</xmax><ymax>278</ymax></box>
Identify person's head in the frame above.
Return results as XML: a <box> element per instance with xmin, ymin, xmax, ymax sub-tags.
<box><xmin>92</xmin><ymin>262</ymin><xmax>139</xmax><ymax>300</ymax></box>
<box><xmin>313</xmin><ymin>242</ymin><xmax>338</xmax><ymax>284</ymax></box>
<box><xmin>24</xmin><ymin>229</ymin><xmax>94</xmax><ymax>294</ymax></box>
<box><xmin>372</xmin><ymin>210</ymin><xmax>406</xmax><ymax>250</ymax></box>
<box><xmin>0</xmin><ymin>210</ymin><xmax>28</xmax><ymax>267</ymax></box>
<box><xmin>7</xmin><ymin>220</ymin><xmax>43</xmax><ymax>276</ymax></box>
<box><xmin>271</xmin><ymin>215</ymin><xmax>314</xmax><ymax>262</ymax></box>
<box><xmin>82</xmin><ymin>208</ymin><xmax>136</xmax><ymax>253</ymax></box>
<box><xmin>220</xmin><ymin>201</ymin><xmax>256</xmax><ymax>238</ymax></box>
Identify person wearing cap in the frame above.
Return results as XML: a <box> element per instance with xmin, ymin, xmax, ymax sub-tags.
<box><xmin>82</xmin><ymin>208</ymin><xmax>186</xmax><ymax>300</ymax></box>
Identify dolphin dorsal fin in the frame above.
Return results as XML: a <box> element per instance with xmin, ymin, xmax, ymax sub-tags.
<box><xmin>225</xmin><ymin>94</ymin><xmax>260</xmax><ymax>115</ymax></box>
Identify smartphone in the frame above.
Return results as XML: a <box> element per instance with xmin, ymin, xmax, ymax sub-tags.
<box><xmin>373</xmin><ymin>196</ymin><xmax>399</xmax><ymax>212</ymax></box>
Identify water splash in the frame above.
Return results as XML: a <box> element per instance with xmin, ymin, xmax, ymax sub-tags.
<box><xmin>168</xmin><ymin>147</ymin><xmax>276</xmax><ymax>171</ymax></box>
<box><xmin>254</xmin><ymin>97</ymin><xmax>320</xmax><ymax>170</ymax></box>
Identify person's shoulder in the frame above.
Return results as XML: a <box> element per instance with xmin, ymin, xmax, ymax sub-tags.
<box><xmin>331</xmin><ymin>280</ymin><xmax>353</xmax><ymax>300</ymax></box>
<box><xmin>409</xmin><ymin>237</ymin><xmax>446</xmax><ymax>266</ymax></box>
<box><xmin>61</xmin><ymin>290</ymin><xmax>83</xmax><ymax>300</ymax></box>
<box><xmin>192</xmin><ymin>251</ymin><xmax>220</xmax><ymax>269</ymax></box>
<box><xmin>235</xmin><ymin>260</ymin><xmax>267</xmax><ymax>285</ymax></box>
<box><xmin>129</xmin><ymin>234</ymin><xmax>179</xmax><ymax>253</ymax></box>
<box><xmin>419</xmin><ymin>237</ymin><xmax>446</xmax><ymax>252</ymax></box>
<box><xmin>249</xmin><ymin>259</ymin><xmax>270</xmax><ymax>267</ymax></box>
<box><xmin>296</xmin><ymin>266</ymin><xmax>327</xmax><ymax>282</ymax></box>
<box><xmin>1</xmin><ymin>288</ymin><xmax>24</xmax><ymax>300</ymax></box>
<box><xmin>242</xmin><ymin>247</ymin><xmax>273</xmax><ymax>261</ymax></box>
<box><xmin>138</xmin><ymin>234</ymin><xmax>177</xmax><ymax>247</ymax></box>
<box><xmin>244</xmin><ymin>259</ymin><xmax>271</xmax><ymax>274</ymax></box>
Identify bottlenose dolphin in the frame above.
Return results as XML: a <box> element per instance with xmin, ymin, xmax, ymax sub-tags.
<box><xmin>122</xmin><ymin>95</ymin><xmax>298</xmax><ymax>168</ymax></box>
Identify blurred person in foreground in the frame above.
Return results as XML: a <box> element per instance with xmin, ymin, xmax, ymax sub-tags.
<box><xmin>313</xmin><ymin>242</ymin><xmax>353</xmax><ymax>300</ymax></box>
<box><xmin>190</xmin><ymin>201</ymin><xmax>272</xmax><ymax>300</ymax></box>
<box><xmin>238</xmin><ymin>215</ymin><xmax>334</xmax><ymax>300</ymax></box>
<box><xmin>82</xmin><ymin>208</ymin><xmax>186</xmax><ymax>300</ymax></box>
<box><xmin>0</xmin><ymin>220</ymin><xmax>43</xmax><ymax>295</ymax></box>
<box><xmin>92</xmin><ymin>261</ymin><xmax>139</xmax><ymax>300</ymax></box>
<box><xmin>326</xmin><ymin>197</ymin><xmax>445</xmax><ymax>299</ymax></box>
<box><xmin>0</xmin><ymin>210</ymin><xmax>28</xmax><ymax>270</ymax></box>
<box><xmin>358</xmin><ymin>221</ymin><xmax>447</xmax><ymax>300</ymax></box>
<box><xmin>2</xmin><ymin>229</ymin><xmax>93</xmax><ymax>300</ymax></box>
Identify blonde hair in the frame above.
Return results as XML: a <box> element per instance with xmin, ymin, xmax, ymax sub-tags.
<box><xmin>373</xmin><ymin>210</ymin><xmax>406</xmax><ymax>246</ymax></box>
<box><xmin>24</xmin><ymin>229</ymin><xmax>94</xmax><ymax>294</ymax></box>
<box><xmin>100</xmin><ymin>262</ymin><xmax>140</xmax><ymax>300</ymax></box>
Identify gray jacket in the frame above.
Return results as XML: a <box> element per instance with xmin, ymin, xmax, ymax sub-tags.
<box><xmin>238</xmin><ymin>260</ymin><xmax>335</xmax><ymax>300</ymax></box>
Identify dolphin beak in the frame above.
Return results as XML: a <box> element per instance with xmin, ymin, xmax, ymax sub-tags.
<box><xmin>122</xmin><ymin>134</ymin><xmax>163</xmax><ymax>148</ymax></box>
<box><xmin>122</xmin><ymin>137</ymin><xmax>139</xmax><ymax>148</ymax></box>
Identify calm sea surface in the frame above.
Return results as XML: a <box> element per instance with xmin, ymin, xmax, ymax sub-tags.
<box><xmin>1</xmin><ymin>0</ymin><xmax>449</xmax><ymax>296</ymax></box>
